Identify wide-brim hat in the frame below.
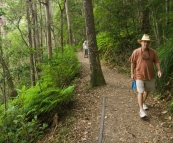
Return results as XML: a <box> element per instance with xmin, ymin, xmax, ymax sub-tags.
<box><xmin>137</xmin><ymin>34</ymin><xmax>154</xmax><ymax>44</ymax></box>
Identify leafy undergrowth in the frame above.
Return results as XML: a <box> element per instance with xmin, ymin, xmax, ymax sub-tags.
<box><xmin>0</xmin><ymin>46</ymin><xmax>81</xmax><ymax>143</ymax></box>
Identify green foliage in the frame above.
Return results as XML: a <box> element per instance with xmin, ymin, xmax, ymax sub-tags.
<box><xmin>22</xmin><ymin>85</ymin><xmax>75</xmax><ymax>115</ymax></box>
<box><xmin>0</xmin><ymin>8</ymin><xmax>5</xmax><ymax>17</ymax></box>
<box><xmin>158</xmin><ymin>44</ymin><xmax>173</xmax><ymax>79</ymax></box>
<box><xmin>0</xmin><ymin>44</ymin><xmax>80</xmax><ymax>142</ymax></box>
<box><xmin>0</xmin><ymin>112</ymin><xmax>47</xmax><ymax>143</ymax></box>
<box><xmin>97</xmin><ymin>32</ymin><xmax>114</xmax><ymax>50</ymax></box>
<box><xmin>41</xmin><ymin>45</ymin><xmax>80</xmax><ymax>89</ymax></box>
<box><xmin>94</xmin><ymin>0</ymin><xmax>139</xmax><ymax>35</ymax></box>
<box><xmin>0</xmin><ymin>91</ymin><xmax>48</xmax><ymax>142</ymax></box>
<box><xmin>97</xmin><ymin>31</ymin><xmax>138</xmax><ymax>69</ymax></box>
<box><xmin>97</xmin><ymin>32</ymin><xmax>115</xmax><ymax>60</ymax></box>
<box><xmin>156</xmin><ymin>39</ymin><xmax>173</xmax><ymax>95</ymax></box>
<box><xmin>3</xmin><ymin>29</ymin><xmax>31</xmax><ymax>88</ymax></box>
<box><xmin>53</xmin><ymin>0</ymin><xmax>85</xmax><ymax>44</ymax></box>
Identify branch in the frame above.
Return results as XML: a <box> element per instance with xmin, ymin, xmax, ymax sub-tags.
<box><xmin>6</xmin><ymin>16</ymin><xmax>28</xmax><ymax>47</ymax></box>
<box><xmin>16</xmin><ymin>17</ymin><xmax>29</xmax><ymax>47</ymax></box>
<box><xmin>58</xmin><ymin>0</ymin><xmax>66</xmax><ymax>11</ymax></box>
<box><xmin>40</xmin><ymin>1</ymin><xmax>47</xmax><ymax>5</ymax></box>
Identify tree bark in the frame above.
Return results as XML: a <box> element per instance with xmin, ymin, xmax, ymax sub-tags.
<box><xmin>58</xmin><ymin>0</ymin><xmax>66</xmax><ymax>52</ymax></box>
<box><xmin>83</xmin><ymin>0</ymin><xmax>106</xmax><ymax>87</ymax></box>
<box><xmin>38</xmin><ymin>0</ymin><xmax>43</xmax><ymax>62</ymax></box>
<box><xmin>26</xmin><ymin>0</ymin><xmax>36</xmax><ymax>86</ymax></box>
<box><xmin>140</xmin><ymin>0</ymin><xmax>150</xmax><ymax>33</ymax></box>
<box><xmin>0</xmin><ymin>1</ymin><xmax>16</xmax><ymax>97</ymax></box>
<box><xmin>0</xmin><ymin>1</ymin><xmax>5</xmax><ymax>37</ymax></box>
<box><xmin>166</xmin><ymin>0</ymin><xmax>170</xmax><ymax>25</ymax></box>
<box><xmin>152</xmin><ymin>11</ymin><xmax>160</xmax><ymax>43</ymax></box>
<box><xmin>45</xmin><ymin>0</ymin><xmax>52</xmax><ymax>58</ymax></box>
<box><xmin>65</xmin><ymin>0</ymin><xmax>73</xmax><ymax>45</ymax></box>
<box><xmin>0</xmin><ymin>46</ymin><xmax>17</xmax><ymax>97</ymax></box>
<box><xmin>31</xmin><ymin>1</ymin><xmax>40</xmax><ymax>63</ymax></box>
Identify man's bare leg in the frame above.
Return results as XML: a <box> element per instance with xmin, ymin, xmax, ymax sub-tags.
<box><xmin>138</xmin><ymin>92</ymin><xmax>147</xmax><ymax>117</ymax></box>
<box><xmin>143</xmin><ymin>91</ymin><xmax>148</xmax><ymax>103</ymax></box>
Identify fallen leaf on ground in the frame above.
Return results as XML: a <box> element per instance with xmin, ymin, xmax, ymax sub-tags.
<box><xmin>162</xmin><ymin>110</ymin><xmax>168</xmax><ymax>114</ymax></box>
<box><xmin>161</xmin><ymin>122</ymin><xmax>166</xmax><ymax>126</ymax></box>
<box><xmin>169</xmin><ymin>116</ymin><xmax>172</xmax><ymax>120</ymax></box>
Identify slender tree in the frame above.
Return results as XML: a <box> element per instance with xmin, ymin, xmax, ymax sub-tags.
<box><xmin>38</xmin><ymin>0</ymin><xmax>44</xmax><ymax>62</ymax></box>
<box><xmin>31</xmin><ymin>1</ymin><xmax>40</xmax><ymax>63</ymax></box>
<box><xmin>139</xmin><ymin>0</ymin><xmax>150</xmax><ymax>33</ymax></box>
<box><xmin>58</xmin><ymin>0</ymin><xmax>66</xmax><ymax>51</ymax></box>
<box><xmin>166</xmin><ymin>0</ymin><xmax>170</xmax><ymax>25</ymax></box>
<box><xmin>65</xmin><ymin>0</ymin><xmax>72</xmax><ymax>45</ymax></box>
<box><xmin>42</xmin><ymin>0</ymin><xmax>52</xmax><ymax>58</ymax></box>
<box><xmin>0</xmin><ymin>0</ymin><xmax>17</xmax><ymax>97</ymax></box>
<box><xmin>26</xmin><ymin>0</ymin><xmax>36</xmax><ymax>86</ymax></box>
<box><xmin>0</xmin><ymin>45</ymin><xmax>17</xmax><ymax>97</ymax></box>
<box><xmin>83</xmin><ymin>0</ymin><xmax>106</xmax><ymax>87</ymax></box>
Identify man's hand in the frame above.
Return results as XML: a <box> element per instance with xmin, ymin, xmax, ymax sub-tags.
<box><xmin>158</xmin><ymin>70</ymin><xmax>162</xmax><ymax>78</ymax></box>
<box><xmin>131</xmin><ymin>74</ymin><xmax>135</xmax><ymax>80</ymax></box>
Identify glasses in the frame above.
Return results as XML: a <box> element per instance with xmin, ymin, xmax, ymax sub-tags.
<box><xmin>141</xmin><ymin>49</ymin><xmax>150</xmax><ymax>60</ymax></box>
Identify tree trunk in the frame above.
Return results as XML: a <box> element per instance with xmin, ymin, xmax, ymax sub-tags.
<box><xmin>60</xmin><ymin>10</ymin><xmax>64</xmax><ymax>51</ymax></box>
<box><xmin>140</xmin><ymin>0</ymin><xmax>150</xmax><ymax>33</ymax></box>
<box><xmin>26</xmin><ymin>0</ymin><xmax>36</xmax><ymax>86</ymax></box>
<box><xmin>0</xmin><ymin>1</ymin><xmax>5</xmax><ymax>37</ymax></box>
<box><xmin>31</xmin><ymin>2</ymin><xmax>40</xmax><ymax>63</ymax></box>
<box><xmin>122</xmin><ymin>0</ymin><xmax>129</xmax><ymax>36</ymax></box>
<box><xmin>38</xmin><ymin>0</ymin><xmax>43</xmax><ymax>62</ymax></box>
<box><xmin>0</xmin><ymin>1</ymin><xmax>16</xmax><ymax>97</ymax></box>
<box><xmin>83</xmin><ymin>0</ymin><xmax>106</xmax><ymax>87</ymax></box>
<box><xmin>152</xmin><ymin>11</ymin><xmax>160</xmax><ymax>43</ymax></box>
<box><xmin>166</xmin><ymin>0</ymin><xmax>170</xmax><ymax>25</ymax></box>
<box><xmin>45</xmin><ymin>0</ymin><xmax>52</xmax><ymax>58</ymax></box>
<box><xmin>65</xmin><ymin>0</ymin><xmax>73</xmax><ymax>45</ymax></box>
<box><xmin>0</xmin><ymin>46</ymin><xmax>17</xmax><ymax>97</ymax></box>
<box><xmin>58</xmin><ymin>0</ymin><xmax>66</xmax><ymax>52</ymax></box>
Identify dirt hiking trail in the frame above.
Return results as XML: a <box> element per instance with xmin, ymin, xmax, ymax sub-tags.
<box><xmin>71</xmin><ymin>51</ymin><xmax>173</xmax><ymax>143</ymax></box>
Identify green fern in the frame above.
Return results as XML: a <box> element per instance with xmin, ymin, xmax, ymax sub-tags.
<box><xmin>157</xmin><ymin>39</ymin><xmax>173</xmax><ymax>91</ymax></box>
<box><xmin>0</xmin><ymin>45</ymin><xmax>80</xmax><ymax>142</ymax></box>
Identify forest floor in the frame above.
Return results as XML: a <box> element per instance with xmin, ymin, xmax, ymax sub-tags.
<box><xmin>39</xmin><ymin>51</ymin><xmax>173</xmax><ymax>143</ymax></box>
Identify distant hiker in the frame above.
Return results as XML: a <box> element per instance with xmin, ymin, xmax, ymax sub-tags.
<box><xmin>129</xmin><ymin>34</ymin><xmax>162</xmax><ymax>118</ymax></box>
<box><xmin>83</xmin><ymin>40</ymin><xmax>88</xmax><ymax>58</ymax></box>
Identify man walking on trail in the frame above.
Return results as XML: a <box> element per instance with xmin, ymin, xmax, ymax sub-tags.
<box><xmin>129</xmin><ymin>34</ymin><xmax>162</xmax><ymax>118</ymax></box>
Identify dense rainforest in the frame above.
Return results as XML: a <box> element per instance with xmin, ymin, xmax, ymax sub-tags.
<box><xmin>0</xmin><ymin>0</ymin><xmax>173</xmax><ymax>142</ymax></box>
